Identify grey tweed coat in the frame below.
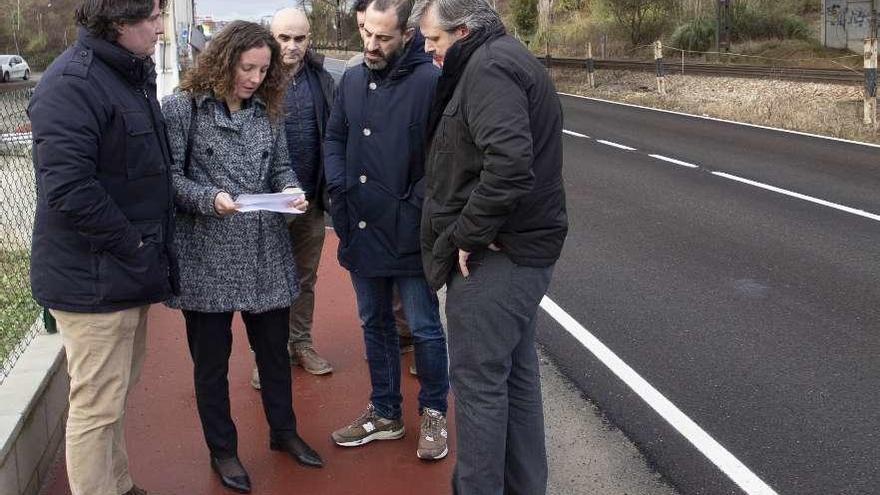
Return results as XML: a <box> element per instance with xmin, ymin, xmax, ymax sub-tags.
<box><xmin>161</xmin><ymin>91</ymin><xmax>300</xmax><ymax>313</ymax></box>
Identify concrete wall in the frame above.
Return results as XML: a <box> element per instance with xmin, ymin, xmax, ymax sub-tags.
<box><xmin>825</xmin><ymin>0</ymin><xmax>879</xmax><ymax>52</ymax></box>
<box><xmin>0</xmin><ymin>327</ymin><xmax>68</xmax><ymax>495</ymax></box>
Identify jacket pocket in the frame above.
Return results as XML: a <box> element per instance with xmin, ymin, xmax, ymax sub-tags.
<box><xmin>122</xmin><ymin>111</ymin><xmax>164</xmax><ymax>179</ymax></box>
<box><xmin>97</xmin><ymin>220</ymin><xmax>170</xmax><ymax>303</ymax></box>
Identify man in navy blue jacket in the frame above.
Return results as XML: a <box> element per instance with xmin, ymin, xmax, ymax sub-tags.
<box><xmin>28</xmin><ymin>1</ymin><xmax>175</xmax><ymax>494</ymax></box>
<box><xmin>324</xmin><ymin>0</ymin><xmax>450</xmax><ymax>461</ymax></box>
<box><xmin>248</xmin><ymin>8</ymin><xmax>336</xmax><ymax>387</ymax></box>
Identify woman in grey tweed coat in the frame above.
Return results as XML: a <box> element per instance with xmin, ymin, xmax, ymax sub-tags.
<box><xmin>161</xmin><ymin>21</ymin><xmax>323</xmax><ymax>492</ymax></box>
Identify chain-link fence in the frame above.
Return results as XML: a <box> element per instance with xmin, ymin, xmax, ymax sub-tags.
<box><xmin>0</xmin><ymin>82</ymin><xmax>41</xmax><ymax>384</ymax></box>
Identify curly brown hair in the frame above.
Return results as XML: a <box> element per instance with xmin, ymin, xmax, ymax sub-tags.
<box><xmin>180</xmin><ymin>21</ymin><xmax>287</xmax><ymax>122</ymax></box>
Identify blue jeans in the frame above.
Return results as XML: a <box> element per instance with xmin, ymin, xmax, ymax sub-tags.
<box><xmin>350</xmin><ymin>274</ymin><xmax>449</xmax><ymax>420</ymax></box>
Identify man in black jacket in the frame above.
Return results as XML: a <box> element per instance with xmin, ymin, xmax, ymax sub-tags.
<box><xmin>412</xmin><ymin>0</ymin><xmax>568</xmax><ymax>492</ymax></box>
<box><xmin>28</xmin><ymin>1</ymin><xmax>174</xmax><ymax>494</ymax></box>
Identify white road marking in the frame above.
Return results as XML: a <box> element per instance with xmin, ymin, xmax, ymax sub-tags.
<box><xmin>597</xmin><ymin>139</ymin><xmax>637</xmax><ymax>151</ymax></box>
<box><xmin>649</xmin><ymin>154</ymin><xmax>700</xmax><ymax>169</ymax></box>
<box><xmin>563</xmin><ymin>129</ymin><xmax>590</xmax><ymax>139</ymax></box>
<box><xmin>540</xmin><ymin>296</ymin><xmax>779</xmax><ymax>495</ymax></box>
<box><xmin>558</xmin><ymin>93</ymin><xmax>880</xmax><ymax>150</ymax></box>
<box><xmin>712</xmin><ymin>172</ymin><xmax>880</xmax><ymax>222</ymax></box>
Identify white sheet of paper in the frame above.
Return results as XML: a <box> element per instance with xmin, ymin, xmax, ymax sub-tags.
<box><xmin>236</xmin><ymin>190</ymin><xmax>305</xmax><ymax>214</ymax></box>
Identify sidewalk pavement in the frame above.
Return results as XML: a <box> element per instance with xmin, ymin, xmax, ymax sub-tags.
<box><xmin>40</xmin><ymin>232</ymin><xmax>677</xmax><ymax>495</ymax></box>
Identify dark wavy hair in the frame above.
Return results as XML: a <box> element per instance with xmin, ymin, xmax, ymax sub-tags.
<box><xmin>370</xmin><ymin>0</ymin><xmax>415</xmax><ymax>32</ymax></box>
<box><xmin>75</xmin><ymin>0</ymin><xmax>167</xmax><ymax>41</ymax></box>
<box><xmin>180</xmin><ymin>21</ymin><xmax>287</xmax><ymax>123</ymax></box>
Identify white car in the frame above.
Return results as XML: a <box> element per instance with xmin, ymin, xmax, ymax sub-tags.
<box><xmin>0</xmin><ymin>55</ymin><xmax>30</xmax><ymax>82</ymax></box>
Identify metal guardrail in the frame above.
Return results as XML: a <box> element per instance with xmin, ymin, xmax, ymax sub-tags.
<box><xmin>542</xmin><ymin>57</ymin><xmax>863</xmax><ymax>84</ymax></box>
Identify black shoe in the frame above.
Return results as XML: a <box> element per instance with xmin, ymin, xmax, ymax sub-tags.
<box><xmin>210</xmin><ymin>455</ymin><xmax>252</xmax><ymax>494</ymax></box>
<box><xmin>270</xmin><ymin>434</ymin><xmax>324</xmax><ymax>467</ymax></box>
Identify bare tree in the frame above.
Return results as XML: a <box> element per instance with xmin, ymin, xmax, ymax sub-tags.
<box><xmin>605</xmin><ymin>0</ymin><xmax>674</xmax><ymax>46</ymax></box>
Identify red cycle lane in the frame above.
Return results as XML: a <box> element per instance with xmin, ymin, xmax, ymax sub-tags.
<box><xmin>41</xmin><ymin>233</ymin><xmax>456</xmax><ymax>495</ymax></box>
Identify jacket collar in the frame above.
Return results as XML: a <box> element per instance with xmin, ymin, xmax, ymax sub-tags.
<box><xmin>426</xmin><ymin>20</ymin><xmax>506</xmax><ymax>140</ymax></box>
<box><xmin>77</xmin><ymin>28</ymin><xmax>155</xmax><ymax>87</ymax></box>
<box><xmin>305</xmin><ymin>49</ymin><xmax>326</xmax><ymax>70</ymax></box>
<box><xmin>191</xmin><ymin>91</ymin><xmax>266</xmax><ymax>132</ymax></box>
<box><xmin>193</xmin><ymin>91</ymin><xmax>266</xmax><ymax>110</ymax></box>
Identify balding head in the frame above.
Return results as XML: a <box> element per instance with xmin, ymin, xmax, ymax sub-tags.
<box><xmin>271</xmin><ymin>8</ymin><xmax>311</xmax><ymax>71</ymax></box>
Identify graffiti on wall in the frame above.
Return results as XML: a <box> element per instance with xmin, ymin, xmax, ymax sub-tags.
<box><xmin>826</xmin><ymin>3</ymin><xmax>872</xmax><ymax>28</ymax></box>
<box><xmin>825</xmin><ymin>1</ymin><xmax>875</xmax><ymax>50</ymax></box>
<box><xmin>826</xmin><ymin>3</ymin><xmax>845</xmax><ymax>27</ymax></box>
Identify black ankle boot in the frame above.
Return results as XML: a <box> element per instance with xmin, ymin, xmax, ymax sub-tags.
<box><xmin>210</xmin><ymin>455</ymin><xmax>252</xmax><ymax>493</ymax></box>
<box><xmin>270</xmin><ymin>434</ymin><xmax>324</xmax><ymax>467</ymax></box>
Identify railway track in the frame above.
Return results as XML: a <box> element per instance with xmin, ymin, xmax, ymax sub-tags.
<box><xmin>543</xmin><ymin>57</ymin><xmax>863</xmax><ymax>84</ymax></box>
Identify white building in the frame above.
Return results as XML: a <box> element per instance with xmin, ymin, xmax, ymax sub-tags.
<box><xmin>156</xmin><ymin>0</ymin><xmax>196</xmax><ymax>98</ymax></box>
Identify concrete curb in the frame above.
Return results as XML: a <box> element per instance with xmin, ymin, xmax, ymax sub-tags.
<box><xmin>0</xmin><ymin>323</ymin><xmax>68</xmax><ymax>495</ymax></box>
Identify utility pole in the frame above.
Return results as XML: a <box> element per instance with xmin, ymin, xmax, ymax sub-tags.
<box><xmin>336</xmin><ymin>0</ymin><xmax>341</xmax><ymax>48</ymax></box>
<box><xmin>12</xmin><ymin>0</ymin><xmax>21</xmax><ymax>54</ymax></box>
<box><xmin>716</xmin><ymin>0</ymin><xmax>730</xmax><ymax>59</ymax></box>
<box><xmin>655</xmin><ymin>40</ymin><xmax>666</xmax><ymax>96</ymax></box>
<box><xmin>865</xmin><ymin>37</ymin><xmax>878</xmax><ymax>128</ymax></box>
<box><xmin>586</xmin><ymin>42</ymin><xmax>595</xmax><ymax>89</ymax></box>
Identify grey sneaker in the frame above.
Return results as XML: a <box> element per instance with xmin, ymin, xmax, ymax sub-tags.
<box><xmin>291</xmin><ymin>346</ymin><xmax>334</xmax><ymax>375</ymax></box>
<box><xmin>417</xmin><ymin>408</ymin><xmax>448</xmax><ymax>460</ymax></box>
<box><xmin>331</xmin><ymin>403</ymin><xmax>405</xmax><ymax>447</ymax></box>
<box><xmin>250</xmin><ymin>366</ymin><xmax>261</xmax><ymax>390</ymax></box>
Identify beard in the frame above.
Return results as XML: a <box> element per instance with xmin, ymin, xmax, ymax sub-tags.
<box><xmin>364</xmin><ymin>41</ymin><xmax>406</xmax><ymax>71</ymax></box>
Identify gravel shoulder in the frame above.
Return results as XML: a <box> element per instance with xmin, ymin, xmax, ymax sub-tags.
<box><xmin>551</xmin><ymin>67</ymin><xmax>876</xmax><ymax>145</ymax></box>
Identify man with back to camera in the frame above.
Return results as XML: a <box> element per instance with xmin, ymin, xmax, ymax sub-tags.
<box><xmin>29</xmin><ymin>1</ymin><xmax>176</xmax><ymax>494</ymax></box>
<box><xmin>411</xmin><ymin>0</ymin><xmax>569</xmax><ymax>492</ymax></box>
<box><xmin>324</xmin><ymin>0</ymin><xmax>451</xmax><ymax>461</ymax></box>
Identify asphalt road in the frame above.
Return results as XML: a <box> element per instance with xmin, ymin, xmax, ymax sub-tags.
<box><xmin>325</xmin><ymin>57</ymin><xmax>346</xmax><ymax>83</ymax></box>
<box><xmin>538</xmin><ymin>95</ymin><xmax>880</xmax><ymax>494</ymax></box>
<box><xmin>322</xmin><ymin>56</ymin><xmax>680</xmax><ymax>495</ymax></box>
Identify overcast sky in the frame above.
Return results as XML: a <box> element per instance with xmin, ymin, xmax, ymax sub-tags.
<box><xmin>196</xmin><ymin>0</ymin><xmax>292</xmax><ymax>21</ymax></box>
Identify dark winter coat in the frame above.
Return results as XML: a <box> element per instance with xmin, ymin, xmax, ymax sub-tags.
<box><xmin>283</xmin><ymin>51</ymin><xmax>335</xmax><ymax>209</ymax></box>
<box><xmin>324</xmin><ymin>34</ymin><xmax>439</xmax><ymax>277</ymax></box>
<box><xmin>29</xmin><ymin>29</ymin><xmax>177</xmax><ymax>313</ymax></box>
<box><xmin>421</xmin><ymin>31</ymin><xmax>568</xmax><ymax>290</ymax></box>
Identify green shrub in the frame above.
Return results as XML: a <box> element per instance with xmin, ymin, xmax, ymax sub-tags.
<box><xmin>729</xmin><ymin>1</ymin><xmax>812</xmax><ymax>42</ymax></box>
<box><xmin>512</xmin><ymin>0</ymin><xmax>539</xmax><ymax>36</ymax></box>
<box><xmin>0</xmin><ymin>250</ymin><xmax>38</xmax><ymax>366</ymax></box>
<box><xmin>671</xmin><ymin>18</ymin><xmax>716</xmax><ymax>52</ymax></box>
<box><xmin>782</xmin><ymin>15</ymin><xmax>811</xmax><ymax>41</ymax></box>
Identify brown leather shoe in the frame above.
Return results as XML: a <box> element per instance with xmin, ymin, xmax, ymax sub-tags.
<box><xmin>291</xmin><ymin>346</ymin><xmax>333</xmax><ymax>375</ymax></box>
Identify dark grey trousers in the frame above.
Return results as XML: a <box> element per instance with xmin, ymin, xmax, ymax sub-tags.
<box><xmin>446</xmin><ymin>250</ymin><xmax>554</xmax><ymax>495</ymax></box>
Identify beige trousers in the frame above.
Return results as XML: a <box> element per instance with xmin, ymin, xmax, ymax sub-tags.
<box><xmin>51</xmin><ymin>306</ymin><xmax>149</xmax><ymax>495</ymax></box>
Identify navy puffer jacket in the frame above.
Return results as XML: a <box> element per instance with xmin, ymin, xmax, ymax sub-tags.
<box><xmin>29</xmin><ymin>29</ymin><xmax>176</xmax><ymax>313</ymax></box>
